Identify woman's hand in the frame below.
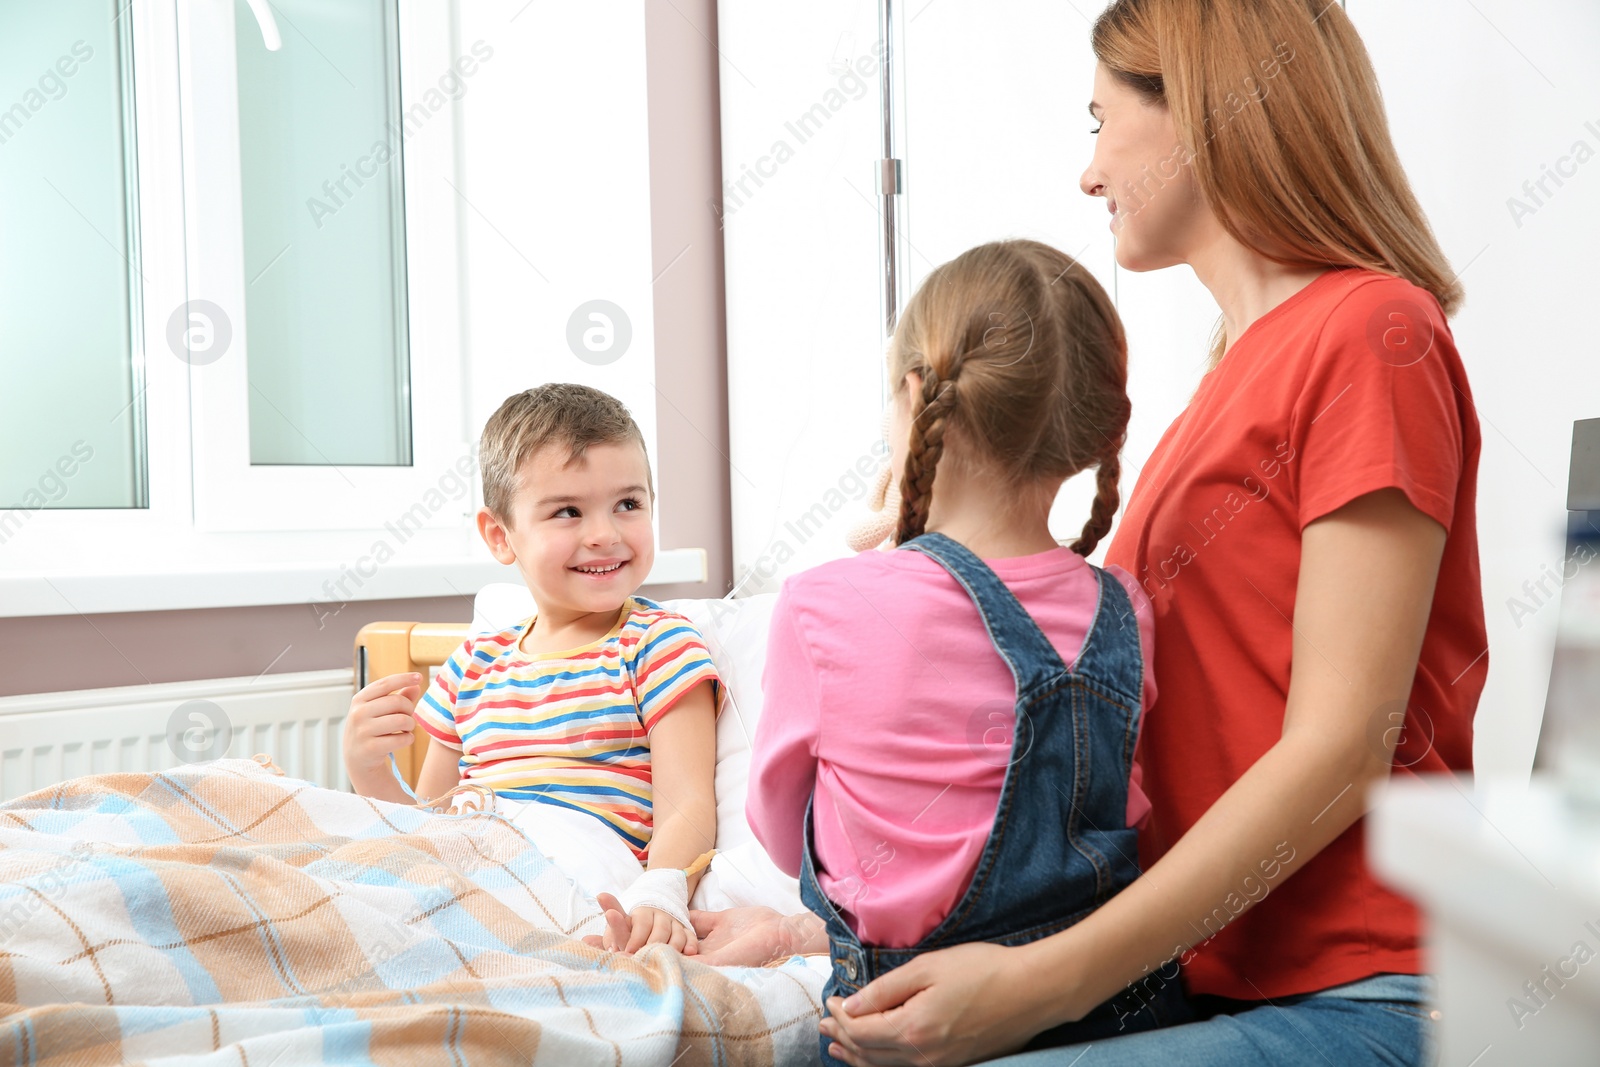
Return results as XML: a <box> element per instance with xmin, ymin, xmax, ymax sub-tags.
<box><xmin>821</xmin><ymin>941</ymin><xmax>1056</xmax><ymax>1067</ymax></box>
<box><xmin>689</xmin><ymin>905</ymin><xmax>824</xmax><ymax>966</ymax></box>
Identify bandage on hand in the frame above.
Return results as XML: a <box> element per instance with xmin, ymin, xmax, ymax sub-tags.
<box><xmin>614</xmin><ymin>867</ymin><xmax>692</xmax><ymax>933</ymax></box>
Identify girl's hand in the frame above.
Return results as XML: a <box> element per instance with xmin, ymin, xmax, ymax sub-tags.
<box><xmin>342</xmin><ymin>673</ymin><xmax>422</xmax><ymax>774</ymax></box>
<box><xmin>821</xmin><ymin>941</ymin><xmax>1055</xmax><ymax>1067</ymax></box>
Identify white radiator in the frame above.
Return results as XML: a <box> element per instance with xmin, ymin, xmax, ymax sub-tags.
<box><xmin>0</xmin><ymin>669</ymin><xmax>355</xmax><ymax>802</ymax></box>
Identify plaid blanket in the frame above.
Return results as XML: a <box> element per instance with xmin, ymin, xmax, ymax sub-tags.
<box><xmin>0</xmin><ymin>758</ymin><xmax>824</xmax><ymax>1065</ymax></box>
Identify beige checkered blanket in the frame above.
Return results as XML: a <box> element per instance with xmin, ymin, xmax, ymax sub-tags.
<box><xmin>0</xmin><ymin>758</ymin><xmax>824</xmax><ymax>1065</ymax></box>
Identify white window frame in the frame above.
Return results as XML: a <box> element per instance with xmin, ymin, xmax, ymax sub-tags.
<box><xmin>0</xmin><ymin>0</ymin><xmax>704</xmax><ymax>619</ymax></box>
<box><xmin>179</xmin><ymin>0</ymin><xmax>468</xmax><ymax>533</ymax></box>
<box><xmin>5</xmin><ymin>0</ymin><xmax>192</xmax><ymax>550</ymax></box>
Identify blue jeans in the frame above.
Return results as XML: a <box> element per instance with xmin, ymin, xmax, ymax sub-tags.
<box><xmin>981</xmin><ymin>972</ymin><xmax>1438</xmax><ymax>1066</ymax></box>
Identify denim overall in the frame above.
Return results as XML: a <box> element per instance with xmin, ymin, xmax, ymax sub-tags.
<box><xmin>800</xmin><ymin>532</ymin><xmax>1190</xmax><ymax>1064</ymax></box>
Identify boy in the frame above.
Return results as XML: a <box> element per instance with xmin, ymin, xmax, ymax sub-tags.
<box><xmin>344</xmin><ymin>384</ymin><xmax>719</xmax><ymax>955</ymax></box>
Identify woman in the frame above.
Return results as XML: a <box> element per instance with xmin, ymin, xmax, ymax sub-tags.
<box><xmin>671</xmin><ymin>1</ymin><xmax>1482</xmax><ymax>1063</ymax></box>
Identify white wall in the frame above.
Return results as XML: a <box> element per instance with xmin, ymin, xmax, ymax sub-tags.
<box><xmin>716</xmin><ymin>1</ymin><xmax>892</xmax><ymax>596</ymax></box>
<box><xmin>1351</xmin><ymin>0</ymin><xmax>1600</xmax><ymax>779</ymax></box>
<box><xmin>454</xmin><ymin>0</ymin><xmax>661</xmax><ymax>510</ymax></box>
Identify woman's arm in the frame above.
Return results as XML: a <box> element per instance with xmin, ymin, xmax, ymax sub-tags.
<box><xmin>824</xmin><ymin>488</ymin><xmax>1447</xmax><ymax>1065</ymax></box>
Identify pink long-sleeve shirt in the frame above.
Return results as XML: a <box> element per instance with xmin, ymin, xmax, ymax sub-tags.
<box><xmin>746</xmin><ymin>545</ymin><xmax>1155</xmax><ymax>948</ymax></box>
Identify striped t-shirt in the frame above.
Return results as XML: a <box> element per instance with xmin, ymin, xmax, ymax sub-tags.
<box><xmin>413</xmin><ymin>596</ymin><xmax>720</xmax><ymax>860</ymax></box>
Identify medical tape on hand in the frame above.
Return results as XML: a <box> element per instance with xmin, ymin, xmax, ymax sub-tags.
<box><xmin>615</xmin><ymin>867</ymin><xmax>692</xmax><ymax>931</ymax></box>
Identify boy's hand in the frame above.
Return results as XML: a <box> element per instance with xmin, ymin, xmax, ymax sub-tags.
<box><xmin>343</xmin><ymin>673</ymin><xmax>423</xmax><ymax>774</ymax></box>
<box><xmin>587</xmin><ymin>892</ymin><xmax>699</xmax><ymax>956</ymax></box>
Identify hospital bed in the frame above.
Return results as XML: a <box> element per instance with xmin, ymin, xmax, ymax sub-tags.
<box><xmin>0</xmin><ymin>588</ymin><xmax>829</xmax><ymax>1066</ymax></box>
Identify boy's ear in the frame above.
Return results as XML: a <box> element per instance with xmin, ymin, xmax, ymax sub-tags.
<box><xmin>476</xmin><ymin>506</ymin><xmax>517</xmax><ymax>565</ymax></box>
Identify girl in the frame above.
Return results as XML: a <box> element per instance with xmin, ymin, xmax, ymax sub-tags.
<box><xmin>746</xmin><ymin>239</ymin><xmax>1188</xmax><ymax>1065</ymax></box>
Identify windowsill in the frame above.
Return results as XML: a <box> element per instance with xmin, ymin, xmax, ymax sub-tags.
<box><xmin>0</xmin><ymin>527</ymin><xmax>707</xmax><ymax>618</ymax></box>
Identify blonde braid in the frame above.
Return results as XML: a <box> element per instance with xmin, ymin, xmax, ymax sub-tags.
<box><xmin>893</xmin><ymin>370</ymin><xmax>958</xmax><ymax>546</ymax></box>
<box><xmin>1070</xmin><ymin>450</ymin><xmax>1123</xmax><ymax>557</ymax></box>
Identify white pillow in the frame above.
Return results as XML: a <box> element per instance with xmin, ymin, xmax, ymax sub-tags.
<box><xmin>469</xmin><ymin>584</ymin><xmax>807</xmax><ymax>916</ymax></box>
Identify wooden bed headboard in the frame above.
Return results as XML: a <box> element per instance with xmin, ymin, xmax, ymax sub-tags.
<box><xmin>353</xmin><ymin>621</ymin><xmax>470</xmax><ymax>788</ymax></box>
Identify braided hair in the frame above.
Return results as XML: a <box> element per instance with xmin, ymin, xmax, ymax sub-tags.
<box><xmin>890</xmin><ymin>240</ymin><xmax>1129</xmax><ymax>556</ymax></box>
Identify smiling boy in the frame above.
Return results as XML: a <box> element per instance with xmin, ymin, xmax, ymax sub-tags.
<box><xmin>343</xmin><ymin>384</ymin><xmax>720</xmax><ymax>954</ymax></box>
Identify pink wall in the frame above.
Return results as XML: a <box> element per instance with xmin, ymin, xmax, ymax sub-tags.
<box><xmin>0</xmin><ymin>0</ymin><xmax>730</xmax><ymax>699</ymax></box>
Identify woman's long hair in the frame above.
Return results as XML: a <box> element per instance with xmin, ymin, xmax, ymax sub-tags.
<box><xmin>1092</xmin><ymin>0</ymin><xmax>1462</xmax><ymax>364</ymax></box>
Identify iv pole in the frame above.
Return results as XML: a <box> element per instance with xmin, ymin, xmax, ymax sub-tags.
<box><xmin>877</xmin><ymin>0</ymin><xmax>906</xmax><ymax>339</ymax></box>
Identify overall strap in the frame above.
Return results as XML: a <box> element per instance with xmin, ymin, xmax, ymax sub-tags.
<box><xmin>1068</xmin><ymin>566</ymin><xmax>1144</xmax><ymax>705</ymax></box>
<box><xmin>897</xmin><ymin>531</ymin><xmax>1068</xmax><ymax>695</ymax></box>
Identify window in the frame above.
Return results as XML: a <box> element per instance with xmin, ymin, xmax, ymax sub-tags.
<box><xmin>235</xmin><ymin>0</ymin><xmax>415</xmax><ymax>469</ymax></box>
<box><xmin>0</xmin><ymin>2</ymin><xmax>698</xmax><ymax>616</ymax></box>
<box><xmin>0</xmin><ymin>3</ymin><xmax>144</xmax><ymax>513</ymax></box>
<box><xmin>182</xmin><ymin>0</ymin><xmax>466</xmax><ymax>531</ymax></box>
<box><xmin>0</xmin><ymin>0</ymin><xmax>465</xmax><ymax>538</ymax></box>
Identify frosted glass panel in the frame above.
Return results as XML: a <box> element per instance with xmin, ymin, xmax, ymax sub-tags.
<box><xmin>236</xmin><ymin>0</ymin><xmax>412</xmax><ymax>466</ymax></box>
<box><xmin>0</xmin><ymin>2</ymin><xmax>143</xmax><ymax>513</ymax></box>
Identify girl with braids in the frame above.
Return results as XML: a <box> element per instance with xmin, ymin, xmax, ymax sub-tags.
<box><xmin>746</xmin><ymin>238</ymin><xmax>1187</xmax><ymax>1065</ymax></box>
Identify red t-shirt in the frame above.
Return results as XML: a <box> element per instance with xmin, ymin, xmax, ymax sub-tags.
<box><xmin>1105</xmin><ymin>267</ymin><xmax>1485</xmax><ymax>1000</ymax></box>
